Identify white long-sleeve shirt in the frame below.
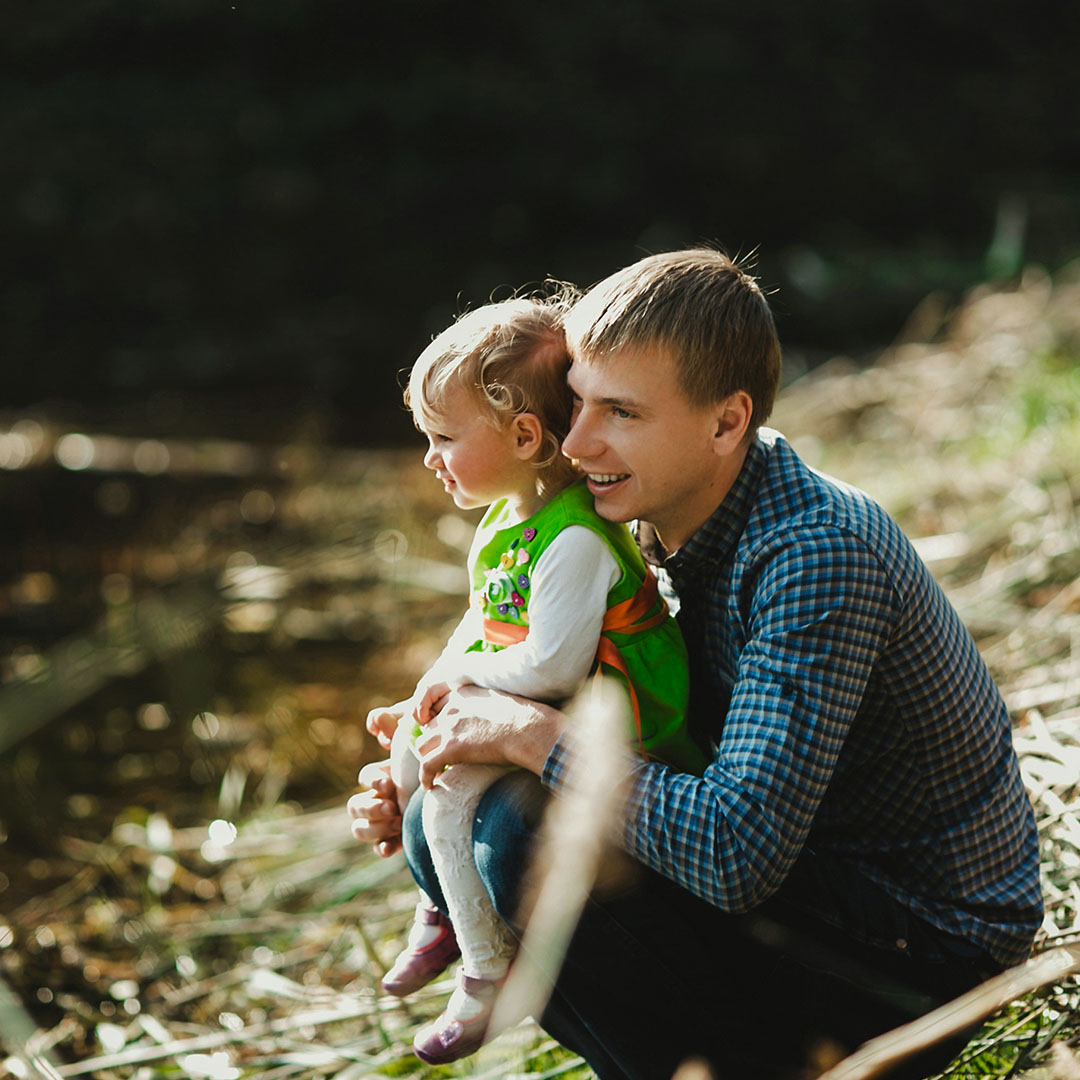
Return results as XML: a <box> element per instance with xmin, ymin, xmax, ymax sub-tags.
<box><xmin>428</xmin><ymin>524</ymin><xmax>620</xmax><ymax>701</ymax></box>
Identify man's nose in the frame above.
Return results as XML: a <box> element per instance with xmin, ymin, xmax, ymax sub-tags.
<box><xmin>562</xmin><ymin>410</ymin><xmax>594</xmax><ymax>460</ymax></box>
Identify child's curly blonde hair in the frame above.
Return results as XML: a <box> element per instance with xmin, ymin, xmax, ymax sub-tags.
<box><xmin>405</xmin><ymin>291</ymin><xmax>581</xmax><ymax>500</ymax></box>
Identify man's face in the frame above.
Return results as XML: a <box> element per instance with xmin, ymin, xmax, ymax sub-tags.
<box><xmin>562</xmin><ymin>344</ymin><xmax>730</xmax><ymax>551</ymax></box>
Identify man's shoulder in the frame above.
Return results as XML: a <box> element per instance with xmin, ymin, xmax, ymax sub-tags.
<box><xmin>748</xmin><ymin>430</ymin><xmax>913</xmax><ymax>565</ymax></box>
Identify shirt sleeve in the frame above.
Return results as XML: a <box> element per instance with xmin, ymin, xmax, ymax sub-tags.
<box><xmin>444</xmin><ymin>525</ymin><xmax>621</xmax><ymax>701</ymax></box>
<box><xmin>544</xmin><ymin>524</ymin><xmax>901</xmax><ymax>914</ymax></box>
<box><xmin>423</xmin><ymin>606</ymin><xmax>483</xmax><ymax>685</ymax></box>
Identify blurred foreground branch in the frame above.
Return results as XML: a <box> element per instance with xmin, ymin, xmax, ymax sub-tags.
<box><xmin>489</xmin><ymin>677</ymin><xmax>633</xmax><ymax>1038</ymax></box>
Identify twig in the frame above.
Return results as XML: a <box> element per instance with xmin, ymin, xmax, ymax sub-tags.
<box><xmin>54</xmin><ymin>998</ymin><xmax>383</xmax><ymax>1076</ymax></box>
<box><xmin>160</xmin><ymin>942</ymin><xmax>327</xmax><ymax>1007</ymax></box>
<box><xmin>818</xmin><ymin>944</ymin><xmax>1080</xmax><ymax>1080</ymax></box>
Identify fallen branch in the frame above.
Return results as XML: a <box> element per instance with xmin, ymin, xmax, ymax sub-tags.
<box><xmin>818</xmin><ymin>943</ymin><xmax>1080</xmax><ymax>1080</ymax></box>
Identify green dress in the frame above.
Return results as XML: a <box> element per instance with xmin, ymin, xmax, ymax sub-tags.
<box><xmin>468</xmin><ymin>480</ymin><xmax>706</xmax><ymax>775</ymax></box>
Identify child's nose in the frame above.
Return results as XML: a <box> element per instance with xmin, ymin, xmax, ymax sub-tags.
<box><xmin>423</xmin><ymin>444</ymin><xmax>441</xmax><ymax>470</ymax></box>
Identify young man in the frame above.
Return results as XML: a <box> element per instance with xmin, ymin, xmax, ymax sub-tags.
<box><xmin>351</xmin><ymin>249</ymin><xmax>1043</xmax><ymax>1079</ymax></box>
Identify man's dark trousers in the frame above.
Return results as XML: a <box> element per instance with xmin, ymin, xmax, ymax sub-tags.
<box><xmin>403</xmin><ymin>772</ymin><xmax>998</xmax><ymax>1080</ymax></box>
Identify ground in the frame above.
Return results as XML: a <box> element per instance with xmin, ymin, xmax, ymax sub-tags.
<box><xmin>1</xmin><ymin>266</ymin><xmax>1079</xmax><ymax>1078</ymax></box>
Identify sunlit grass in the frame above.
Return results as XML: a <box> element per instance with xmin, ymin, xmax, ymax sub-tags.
<box><xmin>2</xmin><ymin>270</ymin><xmax>1080</xmax><ymax>1078</ymax></box>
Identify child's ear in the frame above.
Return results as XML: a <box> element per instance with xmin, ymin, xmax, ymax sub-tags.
<box><xmin>511</xmin><ymin>413</ymin><xmax>544</xmax><ymax>459</ymax></box>
<box><xmin>712</xmin><ymin>391</ymin><xmax>753</xmax><ymax>454</ymax></box>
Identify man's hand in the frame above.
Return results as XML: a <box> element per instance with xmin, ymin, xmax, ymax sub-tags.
<box><xmin>365</xmin><ymin>699</ymin><xmax>410</xmax><ymax>752</ymax></box>
<box><xmin>347</xmin><ymin>760</ymin><xmax>403</xmax><ymax>857</ymax></box>
<box><xmin>414</xmin><ymin>684</ymin><xmax>563</xmax><ymax>790</ymax></box>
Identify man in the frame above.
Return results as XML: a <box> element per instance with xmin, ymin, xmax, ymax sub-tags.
<box><xmin>351</xmin><ymin>249</ymin><xmax>1042</xmax><ymax>1079</ymax></box>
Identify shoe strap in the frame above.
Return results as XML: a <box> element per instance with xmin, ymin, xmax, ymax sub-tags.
<box><xmin>417</xmin><ymin>903</ymin><xmax>448</xmax><ymax>927</ymax></box>
<box><xmin>459</xmin><ymin>972</ymin><xmax>501</xmax><ymax>997</ymax></box>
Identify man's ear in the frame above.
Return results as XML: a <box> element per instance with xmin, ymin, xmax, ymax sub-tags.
<box><xmin>511</xmin><ymin>413</ymin><xmax>544</xmax><ymax>459</ymax></box>
<box><xmin>713</xmin><ymin>391</ymin><xmax>753</xmax><ymax>454</ymax></box>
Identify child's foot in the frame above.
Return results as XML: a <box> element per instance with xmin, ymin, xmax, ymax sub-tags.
<box><xmin>412</xmin><ymin>971</ymin><xmax>502</xmax><ymax>1065</ymax></box>
<box><xmin>381</xmin><ymin>901</ymin><xmax>460</xmax><ymax>997</ymax></box>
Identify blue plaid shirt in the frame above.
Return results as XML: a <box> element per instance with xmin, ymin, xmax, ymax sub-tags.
<box><xmin>544</xmin><ymin>429</ymin><xmax>1042</xmax><ymax>967</ymax></box>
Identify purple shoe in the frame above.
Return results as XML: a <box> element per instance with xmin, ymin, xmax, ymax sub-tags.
<box><xmin>412</xmin><ymin>972</ymin><xmax>501</xmax><ymax>1065</ymax></box>
<box><xmin>381</xmin><ymin>903</ymin><xmax>460</xmax><ymax>998</ymax></box>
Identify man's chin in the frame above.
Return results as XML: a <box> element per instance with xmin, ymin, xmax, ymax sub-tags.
<box><xmin>591</xmin><ymin>490</ymin><xmax>636</xmax><ymax>524</ymax></box>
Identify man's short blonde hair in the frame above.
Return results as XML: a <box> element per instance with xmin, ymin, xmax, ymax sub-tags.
<box><xmin>564</xmin><ymin>249</ymin><xmax>782</xmax><ymax>432</ymax></box>
<box><xmin>405</xmin><ymin>292</ymin><xmax>580</xmax><ymax>498</ymax></box>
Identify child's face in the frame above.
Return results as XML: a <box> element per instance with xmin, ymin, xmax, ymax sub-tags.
<box><xmin>419</xmin><ymin>384</ymin><xmax>526</xmax><ymax>511</ymax></box>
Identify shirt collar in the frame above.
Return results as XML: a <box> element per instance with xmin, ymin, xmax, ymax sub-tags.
<box><xmin>642</xmin><ymin>433</ymin><xmax>770</xmax><ymax>575</ymax></box>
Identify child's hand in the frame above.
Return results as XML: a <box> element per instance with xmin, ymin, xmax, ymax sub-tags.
<box><xmin>414</xmin><ymin>681</ymin><xmax>453</xmax><ymax>727</ymax></box>
<box><xmin>366</xmin><ymin>699</ymin><xmax>409</xmax><ymax>751</ymax></box>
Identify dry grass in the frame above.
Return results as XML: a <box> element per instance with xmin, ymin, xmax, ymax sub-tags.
<box><xmin>774</xmin><ymin>264</ymin><xmax>1080</xmax><ymax>1077</ymax></box>
<box><xmin>3</xmin><ymin>264</ymin><xmax>1080</xmax><ymax>1078</ymax></box>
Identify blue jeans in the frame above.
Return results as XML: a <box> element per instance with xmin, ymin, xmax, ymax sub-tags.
<box><xmin>403</xmin><ymin>772</ymin><xmax>999</xmax><ymax>1080</ymax></box>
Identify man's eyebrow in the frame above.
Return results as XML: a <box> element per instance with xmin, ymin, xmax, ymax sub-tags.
<box><xmin>567</xmin><ymin>368</ymin><xmax>648</xmax><ymax>412</ymax></box>
<box><xmin>598</xmin><ymin>393</ymin><xmax>644</xmax><ymax>410</ymax></box>
<box><xmin>588</xmin><ymin>387</ymin><xmax>649</xmax><ymax>412</ymax></box>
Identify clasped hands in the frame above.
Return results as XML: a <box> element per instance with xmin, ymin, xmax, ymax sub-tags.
<box><xmin>347</xmin><ymin>682</ymin><xmax>559</xmax><ymax>858</ymax></box>
<box><xmin>347</xmin><ymin>678</ymin><xmax>453</xmax><ymax>858</ymax></box>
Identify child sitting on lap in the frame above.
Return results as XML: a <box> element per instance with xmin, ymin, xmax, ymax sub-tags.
<box><xmin>359</xmin><ymin>293</ymin><xmax>704</xmax><ymax>1066</ymax></box>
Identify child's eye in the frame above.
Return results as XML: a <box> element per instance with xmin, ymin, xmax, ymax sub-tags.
<box><xmin>612</xmin><ymin>406</ymin><xmax>633</xmax><ymax>420</ymax></box>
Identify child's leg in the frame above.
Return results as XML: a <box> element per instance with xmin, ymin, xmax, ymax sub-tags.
<box><xmin>381</xmin><ymin>722</ymin><xmax>460</xmax><ymax>997</ymax></box>
<box><xmin>388</xmin><ymin>721</ymin><xmax>419</xmax><ymax>815</ymax></box>
<box><xmin>412</xmin><ymin>763</ymin><xmax>517</xmax><ymax>1064</ymax></box>
<box><xmin>422</xmin><ymin>763</ymin><xmax>518</xmax><ymax>981</ymax></box>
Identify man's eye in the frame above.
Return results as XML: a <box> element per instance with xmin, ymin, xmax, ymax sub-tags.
<box><xmin>613</xmin><ymin>407</ymin><xmax>632</xmax><ymax>419</ymax></box>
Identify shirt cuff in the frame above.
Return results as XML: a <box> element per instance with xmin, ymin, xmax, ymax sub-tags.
<box><xmin>540</xmin><ymin>735</ymin><xmax>573</xmax><ymax>793</ymax></box>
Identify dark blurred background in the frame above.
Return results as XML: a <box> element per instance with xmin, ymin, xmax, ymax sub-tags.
<box><xmin>4</xmin><ymin>0</ymin><xmax>1077</xmax><ymax>446</ymax></box>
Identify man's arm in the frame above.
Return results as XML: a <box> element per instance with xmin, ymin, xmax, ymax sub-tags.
<box><xmin>414</xmin><ymin>684</ymin><xmax>565</xmax><ymax>788</ymax></box>
<box><xmin>546</xmin><ymin>525</ymin><xmax>901</xmax><ymax>913</ymax></box>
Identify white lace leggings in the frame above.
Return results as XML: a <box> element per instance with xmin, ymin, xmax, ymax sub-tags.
<box><xmin>390</xmin><ymin>724</ymin><xmax>518</xmax><ymax>979</ymax></box>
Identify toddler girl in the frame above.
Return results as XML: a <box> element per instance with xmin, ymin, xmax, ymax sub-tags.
<box><xmin>365</xmin><ymin>294</ymin><xmax>704</xmax><ymax>1065</ymax></box>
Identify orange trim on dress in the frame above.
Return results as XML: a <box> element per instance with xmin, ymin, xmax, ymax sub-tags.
<box><xmin>481</xmin><ymin>569</ymin><xmax>670</xmax><ymax>758</ymax></box>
